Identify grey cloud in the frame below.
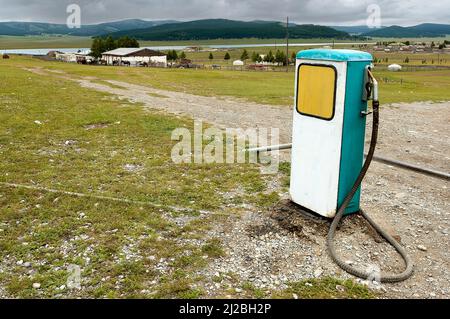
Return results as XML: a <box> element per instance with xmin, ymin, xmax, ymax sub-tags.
<box><xmin>0</xmin><ymin>0</ymin><xmax>448</xmax><ymax>26</ymax></box>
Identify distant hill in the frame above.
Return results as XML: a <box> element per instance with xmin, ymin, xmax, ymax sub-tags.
<box><xmin>7</xmin><ymin>19</ymin><xmax>448</xmax><ymax>40</ymax></box>
<box><xmin>331</xmin><ymin>25</ymin><xmax>385</xmax><ymax>35</ymax></box>
<box><xmin>363</xmin><ymin>23</ymin><xmax>450</xmax><ymax>37</ymax></box>
<box><xmin>107</xmin><ymin>19</ymin><xmax>350</xmax><ymax>40</ymax></box>
<box><xmin>0</xmin><ymin>19</ymin><xmax>177</xmax><ymax>36</ymax></box>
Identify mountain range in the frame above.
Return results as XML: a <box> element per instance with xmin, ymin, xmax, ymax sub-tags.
<box><xmin>362</xmin><ymin>23</ymin><xmax>450</xmax><ymax>38</ymax></box>
<box><xmin>107</xmin><ymin>19</ymin><xmax>349</xmax><ymax>40</ymax></box>
<box><xmin>331</xmin><ymin>25</ymin><xmax>382</xmax><ymax>35</ymax></box>
<box><xmin>0</xmin><ymin>19</ymin><xmax>449</xmax><ymax>39</ymax></box>
<box><xmin>0</xmin><ymin>19</ymin><xmax>176</xmax><ymax>36</ymax></box>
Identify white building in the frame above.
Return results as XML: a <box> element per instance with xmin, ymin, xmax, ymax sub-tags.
<box><xmin>55</xmin><ymin>52</ymin><xmax>77</xmax><ymax>63</ymax></box>
<box><xmin>101</xmin><ymin>48</ymin><xmax>167</xmax><ymax>67</ymax></box>
<box><xmin>54</xmin><ymin>50</ymin><xmax>93</xmax><ymax>63</ymax></box>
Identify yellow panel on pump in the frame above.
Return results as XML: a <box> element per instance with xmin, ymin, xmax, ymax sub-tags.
<box><xmin>297</xmin><ymin>64</ymin><xmax>337</xmax><ymax>120</ymax></box>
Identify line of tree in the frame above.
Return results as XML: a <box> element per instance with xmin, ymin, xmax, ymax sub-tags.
<box><xmin>241</xmin><ymin>49</ymin><xmax>249</xmax><ymax>61</ymax></box>
<box><xmin>167</xmin><ymin>50</ymin><xmax>188</xmax><ymax>61</ymax></box>
<box><xmin>91</xmin><ymin>36</ymin><xmax>139</xmax><ymax>59</ymax></box>
<box><xmin>167</xmin><ymin>50</ymin><xmax>178</xmax><ymax>61</ymax></box>
<box><xmin>249</xmin><ymin>50</ymin><xmax>292</xmax><ymax>65</ymax></box>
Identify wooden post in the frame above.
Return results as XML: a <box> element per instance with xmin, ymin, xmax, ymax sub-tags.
<box><xmin>286</xmin><ymin>16</ymin><xmax>289</xmax><ymax>72</ymax></box>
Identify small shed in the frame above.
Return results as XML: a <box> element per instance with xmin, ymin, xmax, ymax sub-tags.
<box><xmin>47</xmin><ymin>50</ymin><xmax>64</xmax><ymax>58</ymax></box>
<box><xmin>102</xmin><ymin>48</ymin><xmax>167</xmax><ymax>67</ymax></box>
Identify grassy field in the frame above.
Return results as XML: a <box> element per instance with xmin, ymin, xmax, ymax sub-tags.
<box><xmin>0</xmin><ymin>35</ymin><xmax>375</xmax><ymax>50</ymax></box>
<box><xmin>162</xmin><ymin>42</ymin><xmax>372</xmax><ymax>66</ymax></box>
<box><xmin>0</xmin><ymin>55</ymin><xmax>377</xmax><ymax>299</ymax></box>
<box><xmin>369</xmin><ymin>52</ymin><xmax>450</xmax><ymax>66</ymax></box>
<box><xmin>370</xmin><ymin>35</ymin><xmax>450</xmax><ymax>43</ymax></box>
<box><xmin>5</xmin><ymin>55</ymin><xmax>450</xmax><ymax>106</ymax></box>
<box><xmin>2</xmin><ymin>34</ymin><xmax>449</xmax><ymax>51</ymax></box>
<box><xmin>0</xmin><ymin>36</ymin><xmax>93</xmax><ymax>49</ymax></box>
<box><xmin>374</xmin><ymin>68</ymin><xmax>450</xmax><ymax>104</ymax></box>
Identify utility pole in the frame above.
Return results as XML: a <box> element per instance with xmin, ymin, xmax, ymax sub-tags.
<box><xmin>286</xmin><ymin>16</ymin><xmax>289</xmax><ymax>72</ymax></box>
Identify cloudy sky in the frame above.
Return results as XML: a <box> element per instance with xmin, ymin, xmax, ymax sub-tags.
<box><xmin>0</xmin><ymin>0</ymin><xmax>448</xmax><ymax>26</ymax></box>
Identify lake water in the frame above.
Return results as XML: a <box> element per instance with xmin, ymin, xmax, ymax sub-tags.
<box><xmin>0</xmin><ymin>42</ymin><xmax>372</xmax><ymax>55</ymax></box>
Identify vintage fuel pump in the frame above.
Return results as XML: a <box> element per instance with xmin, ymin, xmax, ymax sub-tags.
<box><xmin>290</xmin><ymin>49</ymin><xmax>372</xmax><ymax>218</ymax></box>
<box><xmin>286</xmin><ymin>49</ymin><xmax>414</xmax><ymax>282</ymax></box>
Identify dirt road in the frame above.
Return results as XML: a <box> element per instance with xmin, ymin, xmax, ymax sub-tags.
<box><xmin>25</xmin><ymin>68</ymin><xmax>450</xmax><ymax>298</ymax></box>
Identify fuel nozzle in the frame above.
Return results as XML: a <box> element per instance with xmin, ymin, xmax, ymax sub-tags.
<box><xmin>367</xmin><ymin>68</ymin><xmax>380</xmax><ymax>110</ymax></box>
<box><xmin>362</xmin><ymin>66</ymin><xmax>379</xmax><ymax>116</ymax></box>
<box><xmin>367</xmin><ymin>68</ymin><xmax>379</xmax><ymax>103</ymax></box>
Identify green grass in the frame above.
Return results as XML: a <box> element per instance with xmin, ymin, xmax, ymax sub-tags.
<box><xmin>0</xmin><ymin>55</ymin><xmax>376</xmax><ymax>300</ymax></box>
<box><xmin>370</xmin><ymin>35</ymin><xmax>450</xmax><ymax>43</ymax></box>
<box><xmin>0</xmin><ymin>55</ymin><xmax>438</xmax><ymax>299</ymax></box>
<box><xmin>5</xmin><ymin>56</ymin><xmax>297</xmax><ymax>105</ymax></box>
<box><xmin>9</xmin><ymin>55</ymin><xmax>450</xmax><ymax>106</ymax></box>
<box><xmin>375</xmin><ymin>69</ymin><xmax>450</xmax><ymax>104</ymax></box>
<box><xmin>273</xmin><ymin>277</ymin><xmax>376</xmax><ymax>299</ymax></box>
<box><xmin>0</xmin><ymin>35</ymin><xmax>93</xmax><ymax>49</ymax></box>
<box><xmin>0</xmin><ymin>59</ymin><xmax>270</xmax><ymax>298</ymax></box>
<box><xmin>371</xmin><ymin>51</ymin><xmax>450</xmax><ymax>66</ymax></box>
<box><xmin>0</xmin><ymin>35</ymin><xmax>374</xmax><ymax>50</ymax></box>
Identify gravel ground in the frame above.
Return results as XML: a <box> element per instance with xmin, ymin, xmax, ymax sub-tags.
<box><xmin>22</xmin><ymin>68</ymin><xmax>450</xmax><ymax>298</ymax></box>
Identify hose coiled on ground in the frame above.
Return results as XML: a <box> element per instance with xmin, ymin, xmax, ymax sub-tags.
<box><xmin>327</xmin><ymin>100</ymin><xmax>414</xmax><ymax>283</ymax></box>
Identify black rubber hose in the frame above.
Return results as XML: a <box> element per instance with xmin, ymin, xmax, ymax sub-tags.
<box><xmin>327</xmin><ymin>100</ymin><xmax>414</xmax><ymax>283</ymax></box>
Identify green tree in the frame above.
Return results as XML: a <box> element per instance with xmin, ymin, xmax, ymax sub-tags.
<box><xmin>180</xmin><ymin>51</ymin><xmax>187</xmax><ymax>59</ymax></box>
<box><xmin>167</xmin><ymin>50</ymin><xmax>178</xmax><ymax>61</ymax></box>
<box><xmin>404</xmin><ymin>57</ymin><xmax>410</xmax><ymax>63</ymax></box>
<box><xmin>90</xmin><ymin>37</ymin><xmax>106</xmax><ymax>59</ymax></box>
<box><xmin>117</xmin><ymin>36</ymin><xmax>139</xmax><ymax>48</ymax></box>
<box><xmin>251</xmin><ymin>51</ymin><xmax>259</xmax><ymax>62</ymax></box>
<box><xmin>275</xmin><ymin>50</ymin><xmax>286</xmax><ymax>65</ymax></box>
<box><xmin>90</xmin><ymin>36</ymin><xmax>140</xmax><ymax>59</ymax></box>
<box><xmin>291</xmin><ymin>51</ymin><xmax>297</xmax><ymax>62</ymax></box>
<box><xmin>241</xmin><ymin>49</ymin><xmax>249</xmax><ymax>61</ymax></box>
<box><xmin>209</xmin><ymin>52</ymin><xmax>214</xmax><ymax>60</ymax></box>
<box><xmin>166</xmin><ymin>50</ymin><xmax>173</xmax><ymax>61</ymax></box>
<box><xmin>264</xmin><ymin>50</ymin><xmax>275</xmax><ymax>63</ymax></box>
<box><xmin>104</xmin><ymin>36</ymin><xmax>116</xmax><ymax>51</ymax></box>
<box><xmin>224</xmin><ymin>52</ymin><xmax>231</xmax><ymax>61</ymax></box>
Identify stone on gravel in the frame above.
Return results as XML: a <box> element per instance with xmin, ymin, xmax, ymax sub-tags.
<box><xmin>417</xmin><ymin>245</ymin><xmax>428</xmax><ymax>252</ymax></box>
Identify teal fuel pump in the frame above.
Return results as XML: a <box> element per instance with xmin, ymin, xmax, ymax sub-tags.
<box><xmin>250</xmin><ymin>49</ymin><xmax>414</xmax><ymax>283</ymax></box>
<box><xmin>294</xmin><ymin>49</ymin><xmax>414</xmax><ymax>283</ymax></box>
